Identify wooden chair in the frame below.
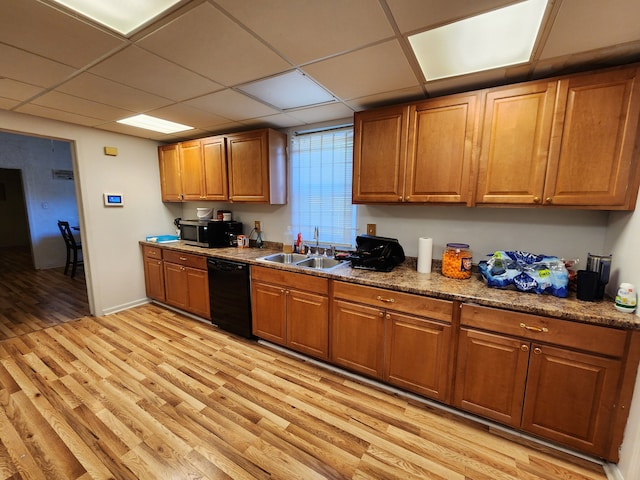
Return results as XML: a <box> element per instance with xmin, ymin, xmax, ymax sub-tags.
<box><xmin>57</xmin><ymin>220</ymin><xmax>83</xmax><ymax>278</ymax></box>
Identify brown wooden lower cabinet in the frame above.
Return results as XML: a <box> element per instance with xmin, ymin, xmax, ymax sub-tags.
<box><xmin>331</xmin><ymin>299</ymin><xmax>385</xmax><ymax>378</ymax></box>
<box><xmin>384</xmin><ymin>312</ymin><xmax>453</xmax><ymax>402</ymax></box>
<box><xmin>162</xmin><ymin>250</ymin><xmax>210</xmax><ymax>320</ymax></box>
<box><xmin>331</xmin><ymin>281</ymin><xmax>454</xmax><ymax>402</ymax></box>
<box><xmin>142</xmin><ymin>245</ymin><xmax>165</xmax><ymax>302</ymax></box>
<box><xmin>454</xmin><ymin>303</ymin><xmax>634</xmax><ymax>459</ymax></box>
<box><xmin>251</xmin><ymin>266</ymin><xmax>329</xmax><ymax>360</ymax></box>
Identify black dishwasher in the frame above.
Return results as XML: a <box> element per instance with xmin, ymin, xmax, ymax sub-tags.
<box><xmin>207</xmin><ymin>258</ymin><xmax>253</xmax><ymax>338</ymax></box>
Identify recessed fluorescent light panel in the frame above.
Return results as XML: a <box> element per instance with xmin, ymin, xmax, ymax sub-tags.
<box><xmin>50</xmin><ymin>0</ymin><xmax>182</xmax><ymax>35</ymax></box>
<box><xmin>237</xmin><ymin>71</ymin><xmax>336</xmax><ymax>110</ymax></box>
<box><xmin>409</xmin><ymin>0</ymin><xmax>548</xmax><ymax>81</ymax></box>
<box><xmin>117</xmin><ymin>114</ymin><xmax>193</xmax><ymax>134</ymax></box>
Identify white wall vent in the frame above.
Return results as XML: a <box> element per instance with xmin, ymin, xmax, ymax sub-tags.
<box><xmin>52</xmin><ymin>169</ymin><xmax>74</xmax><ymax>180</ymax></box>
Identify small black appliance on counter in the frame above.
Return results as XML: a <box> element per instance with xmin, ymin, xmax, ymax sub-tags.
<box><xmin>346</xmin><ymin>234</ymin><xmax>405</xmax><ymax>272</ymax></box>
<box><xmin>179</xmin><ymin>219</ymin><xmax>243</xmax><ymax>248</ymax></box>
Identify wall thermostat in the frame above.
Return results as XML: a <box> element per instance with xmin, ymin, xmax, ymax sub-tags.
<box><xmin>104</xmin><ymin>193</ymin><xmax>124</xmax><ymax>207</ymax></box>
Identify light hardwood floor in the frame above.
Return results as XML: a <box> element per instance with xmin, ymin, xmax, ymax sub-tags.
<box><xmin>0</xmin><ymin>247</ymin><xmax>608</xmax><ymax>479</ymax></box>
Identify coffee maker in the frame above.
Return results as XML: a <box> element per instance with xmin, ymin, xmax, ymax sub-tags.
<box><xmin>577</xmin><ymin>253</ymin><xmax>612</xmax><ymax>301</ymax></box>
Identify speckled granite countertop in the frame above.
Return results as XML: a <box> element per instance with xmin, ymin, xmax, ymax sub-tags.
<box><xmin>141</xmin><ymin>241</ymin><xmax>640</xmax><ymax>330</ymax></box>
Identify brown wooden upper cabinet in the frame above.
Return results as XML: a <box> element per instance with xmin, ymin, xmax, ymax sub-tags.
<box><xmin>159</xmin><ymin>136</ymin><xmax>228</xmax><ymax>202</ymax></box>
<box><xmin>158</xmin><ymin>143</ymin><xmax>182</xmax><ymax>202</ymax></box>
<box><xmin>158</xmin><ymin>128</ymin><xmax>287</xmax><ymax>204</ymax></box>
<box><xmin>354</xmin><ymin>64</ymin><xmax>640</xmax><ymax>210</ymax></box>
<box><xmin>226</xmin><ymin>128</ymin><xmax>287</xmax><ymax>204</ymax></box>
<box><xmin>475</xmin><ymin>80</ymin><xmax>558</xmax><ymax>206</ymax></box>
<box><xmin>476</xmin><ymin>65</ymin><xmax>640</xmax><ymax>209</ymax></box>
<box><xmin>353</xmin><ymin>93</ymin><xmax>478</xmax><ymax>204</ymax></box>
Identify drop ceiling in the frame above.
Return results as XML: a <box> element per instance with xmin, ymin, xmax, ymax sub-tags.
<box><xmin>1</xmin><ymin>0</ymin><xmax>639</xmax><ymax>143</ymax></box>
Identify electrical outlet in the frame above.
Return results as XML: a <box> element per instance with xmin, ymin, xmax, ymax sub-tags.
<box><xmin>254</xmin><ymin>220</ymin><xmax>261</xmax><ymax>232</ymax></box>
<box><xmin>366</xmin><ymin>223</ymin><xmax>376</xmax><ymax>235</ymax></box>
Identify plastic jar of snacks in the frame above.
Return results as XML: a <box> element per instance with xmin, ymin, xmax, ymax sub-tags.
<box><xmin>442</xmin><ymin>243</ymin><xmax>472</xmax><ymax>279</ymax></box>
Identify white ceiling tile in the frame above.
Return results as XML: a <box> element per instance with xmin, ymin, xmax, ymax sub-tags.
<box><xmin>137</xmin><ymin>2</ymin><xmax>291</xmax><ymax>86</ymax></box>
<box><xmin>303</xmin><ymin>41</ymin><xmax>421</xmax><ymax>100</ymax></box>
<box><xmin>15</xmin><ymin>103</ymin><xmax>104</xmax><ymax>126</ymax></box>
<box><xmin>215</xmin><ymin>0</ymin><xmax>394</xmax><ymax>64</ymax></box>
<box><xmin>0</xmin><ymin>43</ymin><xmax>76</xmax><ymax>88</ymax></box>
<box><xmin>386</xmin><ymin>0</ymin><xmax>517</xmax><ymax>34</ymax></box>
<box><xmin>0</xmin><ymin>79</ymin><xmax>44</xmax><ymax>102</ymax></box>
<box><xmin>56</xmin><ymin>73</ymin><xmax>173</xmax><ymax>112</ymax></box>
<box><xmin>147</xmin><ymin>103</ymin><xmax>232</xmax><ymax>129</ymax></box>
<box><xmin>0</xmin><ymin>98</ymin><xmax>21</xmax><ymax>110</ymax></box>
<box><xmin>240</xmin><ymin>113</ymin><xmax>309</xmax><ymax>130</ymax></box>
<box><xmin>287</xmin><ymin>103</ymin><xmax>356</xmax><ymax>124</ymax></box>
<box><xmin>540</xmin><ymin>0</ymin><xmax>640</xmax><ymax>59</ymax></box>
<box><xmin>344</xmin><ymin>86</ymin><xmax>426</xmax><ymax>111</ymax></box>
<box><xmin>0</xmin><ymin>0</ymin><xmax>125</xmax><ymax>68</ymax></box>
<box><xmin>185</xmin><ymin>90</ymin><xmax>280</xmax><ymax>121</ymax></box>
<box><xmin>89</xmin><ymin>46</ymin><xmax>223</xmax><ymax>101</ymax></box>
<box><xmin>32</xmin><ymin>91</ymin><xmax>134</xmax><ymax>121</ymax></box>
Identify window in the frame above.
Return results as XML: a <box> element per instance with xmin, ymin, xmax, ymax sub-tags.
<box><xmin>290</xmin><ymin>126</ymin><xmax>357</xmax><ymax>247</ymax></box>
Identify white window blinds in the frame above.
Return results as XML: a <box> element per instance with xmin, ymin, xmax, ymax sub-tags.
<box><xmin>290</xmin><ymin>126</ymin><xmax>357</xmax><ymax>247</ymax></box>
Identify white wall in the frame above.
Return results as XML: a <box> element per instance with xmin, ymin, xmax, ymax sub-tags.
<box><xmin>0</xmin><ymin>110</ymin><xmax>182</xmax><ymax>316</ymax></box>
<box><xmin>605</xmin><ymin>210</ymin><xmax>640</xmax><ymax>478</ymax></box>
<box><xmin>184</xmin><ymin>201</ymin><xmax>609</xmax><ymax>265</ymax></box>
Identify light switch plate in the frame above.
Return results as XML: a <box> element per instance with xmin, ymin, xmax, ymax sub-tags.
<box><xmin>367</xmin><ymin>223</ymin><xmax>376</xmax><ymax>235</ymax></box>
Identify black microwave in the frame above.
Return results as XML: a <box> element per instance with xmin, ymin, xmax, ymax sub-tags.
<box><xmin>179</xmin><ymin>219</ymin><xmax>243</xmax><ymax>248</ymax></box>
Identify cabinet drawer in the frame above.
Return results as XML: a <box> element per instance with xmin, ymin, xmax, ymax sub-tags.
<box><xmin>461</xmin><ymin>304</ymin><xmax>627</xmax><ymax>357</ymax></box>
<box><xmin>142</xmin><ymin>245</ymin><xmax>163</xmax><ymax>260</ymax></box>
<box><xmin>163</xmin><ymin>250</ymin><xmax>207</xmax><ymax>269</ymax></box>
<box><xmin>251</xmin><ymin>266</ymin><xmax>329</xmax><ymax>294</ymax></box>
<box><xmin>333</xmin><ymin>281</ymin><xmax>452</xmax><ymax>323</ymax></box>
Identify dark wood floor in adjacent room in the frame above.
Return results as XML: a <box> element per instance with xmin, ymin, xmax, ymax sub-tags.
<box><xmin>0</xmin><ymin>246</ymin><xmax>608</xmax><ymax>479</ymax></box>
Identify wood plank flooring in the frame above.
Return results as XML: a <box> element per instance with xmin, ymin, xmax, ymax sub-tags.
<box><xmin>0</xmin><ymin>246</ymin><xmax>89</xmax><ymax>340</ymax></box>
<box><xmin>0</xmin><ymin>246</ymin><xmax>609</xmax><ymax>479</ymax></box>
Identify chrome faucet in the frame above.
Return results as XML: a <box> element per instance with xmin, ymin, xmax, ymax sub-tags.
<box><xmin>313</xmin><ymin>226</ymin><xmax>319</xmax><ymax>250</ymax></box>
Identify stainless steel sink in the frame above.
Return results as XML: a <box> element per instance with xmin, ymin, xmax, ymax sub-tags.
<box><xmin>295</xmin><ymin>256</ymin><xmax>345</xmax><ymax>270</ymax></box>
<box><xmin>259</xmin><ymin>253</ymin><xmax>308</xmax><ymax>264</ymax></box>
<box><xmin>258</xmin><ymin>253</ymin><xmax>348</xmax><ymax>271</ymax></box>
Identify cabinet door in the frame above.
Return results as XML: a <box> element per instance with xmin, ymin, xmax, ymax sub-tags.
<box><xmin>201</xmin><ymin>136</ymin><xmax>228</xmax><ymax>201</ymax></box>
<box><xmin>287</xmin><ymin>289</ymin><xmax>329</xmax><ymax>360</ymax></box>
<box><xmin>331</xmin><ymin>299</ymin><xmax>384</xmax><ymax>378</ymax></box>
<box><xmin>251</xmin><ymin>281</ymin><xmax>287</xmax><ymax>345</ymax></box>
<box><xmin>406</xmin><ymin>94</ymin><xmax>478</xmax><ymax>204</ymax></box>
<box><xmin>384</xmin><ymin>312</ymin><xmax>452</xmax><ymax>402</ymax></box>
<box><xmin>143</xmin><ymin>257</ymin><xmax>165</xmax><ymax>302</ymax></box>
<box><xmin>475</xmin><ymin>81</ymin><xmax>557</xmax><ymax>205</ymax></box>
<box><xmin>454</xmin><ymin>329</ymin><xmax>529</xmax><ymax>427</ymax></box>
<box><xmin>186</xmin><ymin>267</ymin><xmax>210</xmax><ymax>320</ymax></box>
<box><xmin>352</xmin><ymin>105</ymin><xmax>409</xmax><ymax>203</ymax></box>
<box><xmin>163</xmin><ymin>262</ymin><xmax>188</xmax><ymax>310</ymax></box>
<box><xmin>227</xmin><ymin>130</ymin><xmax>269</xmax><ymax>202</ymax></box>
<box><xmin>158</xmin><ymin>144</ymin><xmax>182</xmax><ymax>202</ymax></box>
<box><xmin>180</xmin><ymin>140</ymin><xmax>205</xmax><ymax>201</ymax></box>
<box><xmin>522</xmin><ymin>343</ymin><xmax>622</xmax><ymax>456</ymax></box>
<box><xmin>545</xmin><ymin>67</ymin><xmax>640</xmax><ymax>207</ymax></box>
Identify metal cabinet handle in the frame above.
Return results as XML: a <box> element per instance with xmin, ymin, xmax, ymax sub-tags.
<box><xmin>534</xmin><ymin>347</ymin><xmax>542</xmax><ymax>355</ymax></box>
<box><xmin>406</xmin><ymin>196</ymin><xmax>411</xmax><ymax>201</ymax></box>
<box><xmin>378</xmin><ymin>311</ymin><xmax>384</xmax><ymax>317</ymax></box>
<box><xmin>521</xmin><ymin>344</ymin><xmax>529</xmax><ymax>352</ymax></box>
<box><xmin>179</xmin><ymin>256</ymin><xmax>188</xmax><ymax>261</ymax></box>
<box><xmin>376</xmin><ymin>295</ymin><xmax>395</xmax><ymax>303</ymax></box>
<box><xmin>533</xmin><ymin>196</ymin><xmax>541</xmax><ymax>203</ymax></box>
<box><xmin>520</xmin><ymin>322</ymin><xmax>548</xmax><ymax>333</ymax></box>
<box><xmin>545</xmin><ymin>197</ymin><xmax>553</xmax><ymax>204</ymax></box>
<box><xmin>385</xmin><ymin>313</ymin><xmax>391</xmax><ymax>320</ymax></box>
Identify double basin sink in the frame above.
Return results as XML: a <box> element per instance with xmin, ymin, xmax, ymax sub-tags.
<box><xmin>258</xmin><ymin>252</ymin><xmax>348</xmax><ymax>271</ymax></box>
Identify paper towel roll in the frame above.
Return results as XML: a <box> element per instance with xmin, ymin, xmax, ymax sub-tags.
<box><xmin>417</xmin><ymin>237</ymin><xmax>433</xmax><ymax>274</ymax></box>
